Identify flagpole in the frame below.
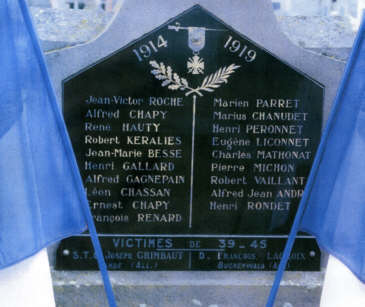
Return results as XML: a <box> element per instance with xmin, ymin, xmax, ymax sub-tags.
<box><xmin>17</xmin><ymin>1</ymin><xmax>117</xmax><ymax>306</ymax></box>
<box><xmin>265</xmin><ymin>198</ymin><xmax>307</xmax><ymax>307</ymax></box>
<box><xmin>0</xmin><ymin>9</ymin><xmax>55</xmax><ymax>306</ymax></box>
<box><xmin>266</xmin><ymin>12</ymin><xmax>365</xmax><ymax>307</ymax></box>
<box><xmin>82</xmin><ymin>201</ymin><xmax>118</xmax><ymax>307</ymax></box>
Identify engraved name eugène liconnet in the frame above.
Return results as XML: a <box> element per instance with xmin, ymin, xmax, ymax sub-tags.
<box><xmin>82</xmin><ymin>14</ymin><xmax>311</xmax><ymax>230</ymax></box>
<box><xmin>59</xmin><ymin>5</ymin><xmax>322</xmax><ymax>272</ymax></box>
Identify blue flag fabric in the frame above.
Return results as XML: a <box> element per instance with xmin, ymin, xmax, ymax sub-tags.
<box><xmin>266</xmin><ymin>15</ymin><xmax>365</xmax><ymax>307</ymax></box>
<box><xmin>299</xmin><ymin>17</ymin><xmax>365</xmax><ymax>282</ymax></box>
<box><xmin>2</xmin><ymin>2</ymin><xmax>117</xmax><ymax>305</ymax></box>
<box><xmin>0</xmin><ymin>0</ymin><xmax>87</xmax><ymax>269</ymax></box>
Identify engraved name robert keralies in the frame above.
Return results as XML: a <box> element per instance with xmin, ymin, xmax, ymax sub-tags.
<box><xmin>59</xmin><ymin>5</ymin><xmax>322</xmax><ymax>271</ymax></box>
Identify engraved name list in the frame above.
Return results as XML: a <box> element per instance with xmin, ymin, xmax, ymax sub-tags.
<box><xmin>57</xmin><ymin>5</ymin><xmax>323</xmax><ymax>271</ymax></box>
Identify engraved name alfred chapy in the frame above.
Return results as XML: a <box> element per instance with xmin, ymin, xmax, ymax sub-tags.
<box><xmin>59</xmin><ymin>5</ymin><xmax>322</xmax><ymax>271</ymax></box>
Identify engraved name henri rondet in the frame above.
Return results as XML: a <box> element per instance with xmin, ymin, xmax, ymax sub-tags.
<box><xmin>58</xmin><ymin>5</ymin><xmax>322</xmax><ymax>271</ymax></box>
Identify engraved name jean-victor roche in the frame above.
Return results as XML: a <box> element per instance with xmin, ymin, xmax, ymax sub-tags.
<box><xmin>57</xmin><ymin>5</ymin><xmax>323</xmax><ymax>271</ymax></box>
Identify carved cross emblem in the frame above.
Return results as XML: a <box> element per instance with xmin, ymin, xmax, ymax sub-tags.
<box><xmin>187</xmin><ymin>55</ymin><xmax>205</xmax><ymax>75</ymax></box>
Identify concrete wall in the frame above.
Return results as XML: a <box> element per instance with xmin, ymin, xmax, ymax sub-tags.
<box><xmin>272</xmin><ymin>0</ymin><xmax>365</xmax><ymax>26</ymax></box>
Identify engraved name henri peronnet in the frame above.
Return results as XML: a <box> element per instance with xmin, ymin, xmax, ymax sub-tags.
<box><xmin>57</xmin><ymin>5</ymin><xmax>322</xmax><ymax>271</ymax></box>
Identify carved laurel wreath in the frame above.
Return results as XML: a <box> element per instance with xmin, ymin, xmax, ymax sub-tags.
<box><xmin>150</xmin><ymin>60</ymin><xmax>240</xmax><ymax>97</ymax></box>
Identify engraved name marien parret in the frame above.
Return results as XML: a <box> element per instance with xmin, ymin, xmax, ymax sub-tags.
<box><xmin>58</xmin><ymin>5</ymin><xmax>323</xmax><ymax>271</ymax></box>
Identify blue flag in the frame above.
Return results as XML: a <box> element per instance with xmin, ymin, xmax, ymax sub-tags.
<box><xmin>267</xmin><ymin>14</ymin><xmax>365</xmax><ymax>307</ymax></box>
<box><xmin>299</xmin><ymin>16</ymin><xmax>365</xmax><ymax>282</ymax></box>
<box><xmin>1</xmin><ymin>2</ymin><xmax>118</xmax><ymax>305</ymax></box>
<box><xmin>0</xmin><ymin>0</ymin><xmax>87</xmax><ymax>269</ymax></box>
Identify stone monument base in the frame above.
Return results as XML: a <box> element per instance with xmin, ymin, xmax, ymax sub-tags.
<box><xmin>40</xmin><ymin>0</ymin><xmax>352</xmax><ymax>305</ymax></box>
<box><xmin>53</xmin><ymin>271</ymin><xmax>323</xmax><ymax>307</ymax></box>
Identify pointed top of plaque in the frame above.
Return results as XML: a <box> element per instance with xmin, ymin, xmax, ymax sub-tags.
<box><xmin>48</xmin><ymin>0</ymin><xmax>344</xmax><ymax>117</ymax></box>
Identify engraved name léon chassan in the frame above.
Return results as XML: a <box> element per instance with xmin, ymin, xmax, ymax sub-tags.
<box><xmin>57</xmin><ymin>6</ymin><xmax>323</xmax><ymax>271</ymax></box>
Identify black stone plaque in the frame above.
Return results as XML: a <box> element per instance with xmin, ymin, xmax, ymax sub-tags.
<box><xmin>56</xmin><ymin>5</ymin><xmax>323</xmax><ymax>271</ymax></box>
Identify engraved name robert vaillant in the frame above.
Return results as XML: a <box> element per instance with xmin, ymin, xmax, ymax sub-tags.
<box><xmin>59</xmin><ymin>6</ymin><xmax>322</xmax><ymax>271</ymax></box>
